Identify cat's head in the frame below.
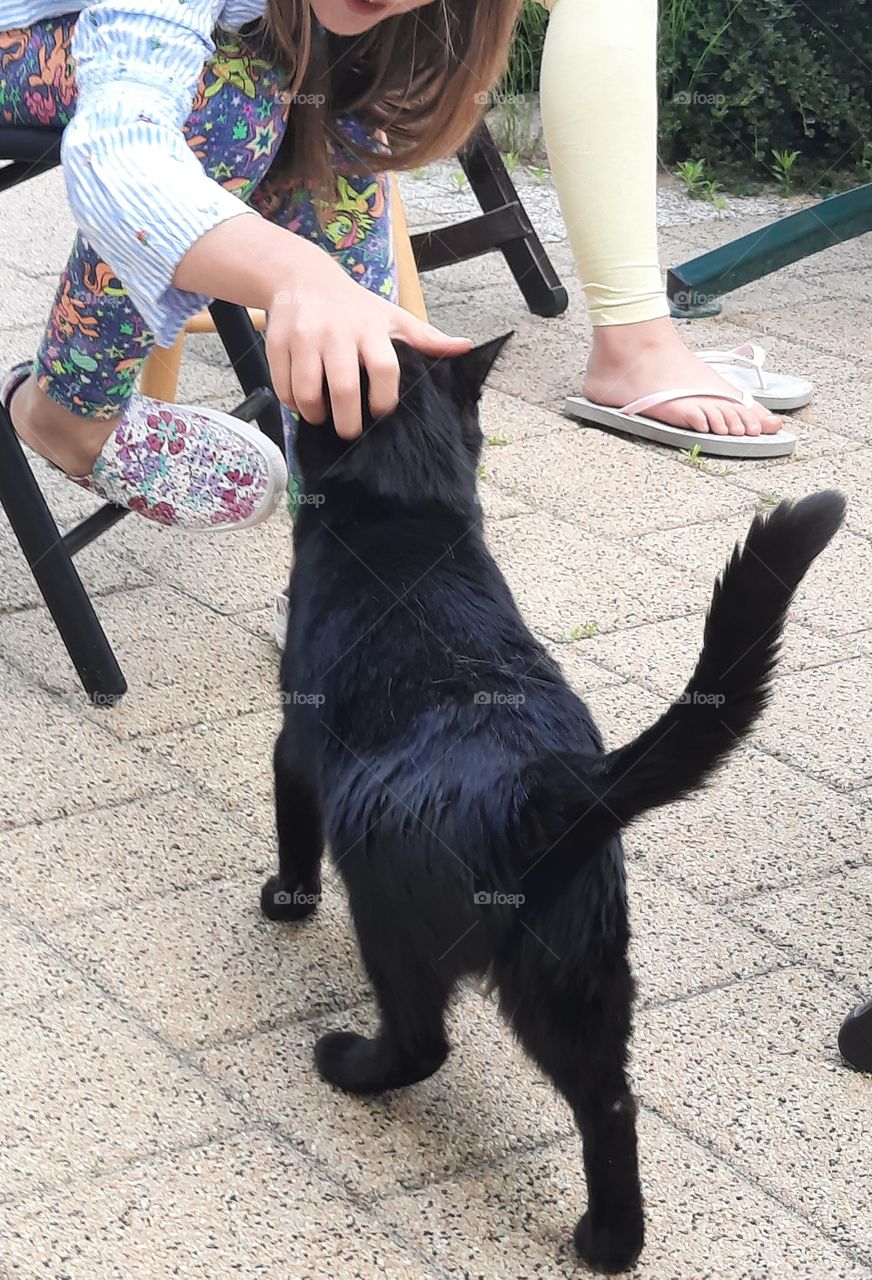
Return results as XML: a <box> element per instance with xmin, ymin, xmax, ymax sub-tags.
<box><xmin>294</xmin><ymin>334</ymin><xmax>512</xmax><ymax>511</ymax></box>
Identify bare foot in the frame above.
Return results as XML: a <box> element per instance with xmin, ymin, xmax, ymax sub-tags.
<box><xmin>584</xmin><ymin>317</ymin><xmax>782</xmax><ymax>437</ymax></box>
<box><xmin>8</xmin><ymin>375</ymin><xmax>117</xmax><ymax>476</ymax></box>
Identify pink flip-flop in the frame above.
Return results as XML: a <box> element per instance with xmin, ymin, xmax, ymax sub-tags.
<box><xmin>564</xmin><ymin>383</ymin><xmax>797</xmax><ymax>458</ymax></box>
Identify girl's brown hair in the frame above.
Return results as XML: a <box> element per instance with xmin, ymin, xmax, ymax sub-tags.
<box><xmin>262</xmin><ymin>0</ymin><xmax>522</xmax><ymax>194</ymax></box>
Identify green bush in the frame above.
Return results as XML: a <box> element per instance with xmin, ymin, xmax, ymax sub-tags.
<box><xmin>501</xmin><ymin>0</ymin><xmax>871</xmax><ymax>188</ymax></box>
<box><xmin>501</xmin><ymin>1</ymin><xmax>549</xmax><ymax>98</ymax></box>
<box><xmin>658</xmin><ymin>0</ymin><xmax>872</xmax><ymax>189</ymax></box>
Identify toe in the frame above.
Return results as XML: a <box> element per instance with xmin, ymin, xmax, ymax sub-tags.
<box><xmin>702</xmin><ymin>405</ymin><xmax>729</xmax><ymax>436</ymax></box>
<box><xmin>723</xmin><ymin>407</ymin><xmax>750</xmax><ymax>436</ymax></box>
<box><xmin>676</xmin><ymin>404</ymin><xmax>711</xmax><ymax>434</ymax></box>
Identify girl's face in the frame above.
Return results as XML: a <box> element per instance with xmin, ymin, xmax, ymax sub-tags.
<box><xmin>310</xmin><ymin>0</ymin><xmax>433</xmax><ymax>37</ymax></box>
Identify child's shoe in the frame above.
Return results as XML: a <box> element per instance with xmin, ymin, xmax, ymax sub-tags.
<box><xmin>2</xmin><ymin>364</ymin><xmax>287</xmax><ymax>532</ymax></box>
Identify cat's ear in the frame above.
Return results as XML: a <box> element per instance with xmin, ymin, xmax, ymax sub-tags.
<box><xmin>451</xmin><ymin>332</ymin><xmax>513</xmax><ymax>400</ymax></box>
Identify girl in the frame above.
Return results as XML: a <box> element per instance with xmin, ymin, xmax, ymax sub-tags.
<box><xmin>0</xmin><ymin>0</ymin><xmax>517</xmax><ymax>529</ymax></box>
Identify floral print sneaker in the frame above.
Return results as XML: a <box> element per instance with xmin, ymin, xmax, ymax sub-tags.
<box><xmin>2</xmin><ymin>364</ymin><xmax>288</xmax><ymax>532</ymax></box>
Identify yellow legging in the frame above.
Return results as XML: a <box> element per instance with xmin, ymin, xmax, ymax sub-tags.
<box><xmin>538</xmin><ymin>0</ymin><xmax>669</xmax><ymax>327</ymax></box>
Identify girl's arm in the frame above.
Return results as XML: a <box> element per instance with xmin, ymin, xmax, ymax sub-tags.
<box><xmin>174</xmin><ymin>213</ymin><xmax>471</xmax><ymax>437</ymax></box>
<box><xmin>62</xmin><ymin>0</ymin><xmax>258</xmax><ymax>348</ymax></box>
<box><xmin>62</xmin><ymin>0</ymin><xmax>469</xmax><ymax>436</ymax></box>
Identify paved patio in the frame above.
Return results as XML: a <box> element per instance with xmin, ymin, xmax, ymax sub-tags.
<box><xmin>0</xmin><ymin>163</ymin><xmax>870</xmax><ymax>1279</ymax></box>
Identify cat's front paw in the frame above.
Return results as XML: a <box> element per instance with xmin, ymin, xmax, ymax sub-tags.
<box><xmin>574</xmin><ymin>1210</ymin><xmax>644</xmax><ymax>1275</ymax></box>
<box><xmin>260</xmin><ymin>874</ymin><xmax>321</xmax><ymax>922</ymax></box>
<box><xmin>315</xmin><ymin>1030</ymin><xmax>447</xmax><ymax>1094</ymax></box>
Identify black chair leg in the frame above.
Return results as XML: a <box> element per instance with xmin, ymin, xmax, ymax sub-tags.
<box><xmin>460</xmin><ymin>126</ymin><xmax>568</xmax><ymax>319</ymax></box>
<box><xmin>0</xmin><ymin>407</ymin><xmax>127</xmax><ymax>706</ymax></box>
<box><xmin>209</xmin><ymin>301</ymin><xmax>284</xmax><ymax>450</ymax></box>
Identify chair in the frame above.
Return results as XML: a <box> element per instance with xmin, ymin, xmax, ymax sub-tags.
<box><xmin>0</xmin><ymin>126</ymin><xmax>280</xmax><ymax>705</ymax></box>
<box><xmin>412</xmin><ymin>124</ymin><xmax>568</xmax><ymax>319</ymax></box>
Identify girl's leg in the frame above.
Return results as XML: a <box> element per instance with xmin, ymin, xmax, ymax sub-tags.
<box><xmin>1</xmin><ymin>21</ymin><xmax>290</xmax><ymax>527</ymax></box>
<box><xmin>538</xmin><ymin>0</ymin><xmax>780</xmax><ymax>437</ymax></box>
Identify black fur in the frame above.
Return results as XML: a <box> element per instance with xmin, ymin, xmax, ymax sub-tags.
<box><xmin>263</xmin><ymin>338</ymin><xmax>844</xmax><ymax>1273</ymax></box>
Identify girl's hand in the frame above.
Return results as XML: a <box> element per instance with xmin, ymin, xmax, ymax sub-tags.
<box><xmin>174</xmin><ymin>214</ymin><xmax>470</xmax><ymax>439</ymax></box>
<box><xmin>265</xmin><ymin>256</ymin><xmax>471</xmax><ymax>439</ymax></box>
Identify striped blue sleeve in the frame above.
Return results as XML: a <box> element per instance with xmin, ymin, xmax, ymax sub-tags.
<box><xmin>62</xmin><ymin>0</ymin><xmax>261</xmax><ymax>347</ymax></box>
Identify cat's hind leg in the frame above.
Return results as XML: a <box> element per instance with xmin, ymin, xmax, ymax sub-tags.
<box><xmin>315</xmin><ymin>899</ymin><xmax>459</xmax><ymax>1093</ymax></box>
<box><xmin>496</xmin><ymin>938</ymin><xmax>644</xmax><ymax>1274</ymax></box>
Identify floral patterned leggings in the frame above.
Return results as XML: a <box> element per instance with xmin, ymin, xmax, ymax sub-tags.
<box><xmin>0</xmin><ymin>17</ymin><xmax>398</xmax><ymax>471</ymax></box>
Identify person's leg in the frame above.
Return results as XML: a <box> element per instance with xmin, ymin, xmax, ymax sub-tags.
<box><xmin>538</xmin><ymin>0</ymin><xmax>781</xmax><ymax>438</ymax></box>
<box><xmin>1</xmin><ymin>20</ymin><xmax>288</xmax><ymax>526</ymax></box>
<box><xmin>0</xmin><ymin>19</ymin><xmax>112</xmax><ymax>472</ymax></box>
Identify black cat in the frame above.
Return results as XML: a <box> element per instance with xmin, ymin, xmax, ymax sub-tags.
<box><xmin>262</xmin><ymin>336</ymin><xmax>844</xmax><ymax>1274</ymax></box>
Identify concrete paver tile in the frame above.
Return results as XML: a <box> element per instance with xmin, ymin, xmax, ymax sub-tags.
<box><xmin>52</xmin><ymin>876</ymin><xmax>368</xmax><ymax>1050</ymax></box>
<box><xmin>636</xmin><ymin>518</ymin><xmax>871</xmax><ymax>643</ymax></box>
<box><xmin>137</xmin><ymin>710</ymin><xmax>281</xmax><ymax>837</ymax></box>
<box><xmin>199</xmin><ymin>991</ymin><xmax>574</xmax><ymax>1197</ymax></box>
<box><xmin>579</xmin><ymin>614</ymin><xmax>849</xmax><ymax>693</ymax></box>
<box><xmin>485</xmin><ymin>515</ymin><xmax>712</xmax><ymax>640</ymax></box>
<box><xmin>0</xmin><ymin>1132</ymin><xmax>437</xmax><ymax>1280</ymax></box>
<box><xmin>0</xmin><ymin>995</ymin><xmax>245</xmax><ymax>1198</ymax></box>
<box><xmin>730</xmin><ymin>865</ymin><xmax>872</xmax><ymax>998</ymax></box>
<box><xmin>0</xmin><ymin>791</ymin><xmax>269</xmax><ymax>926</ymax></box>
<box><xmin>725</xmin><ymin>447</ymin><xmax>872</xmax><ymax>543</ymax></box>
<box><xmin>0</xmin><ymin>585</ymin><xmax>280</xmax><ymax>738</ymax></box>
<box><xmin>628</xmin><ymin>869</ymin><xmax>782</xmax><ymax>1005</ymax></box>
<box><xmin>380</xmin><ymin>1110</ymin><xmax>868</xmax><ymax>1280</ymax></box>
<box><xmin>484</xmin><ymin>427</ymin><xmax>753</xmax><ymax>538</ymax></box>
<box><xmin>480</xmin><ymin>388</ymin><xmax>568</xmax><ymax>444</ymax></box>
<box><xmin>0</xmin><ymin>522</ymin><xmax>150</xmax><ymax>613</ymax></box>
<box><xmin>107</xmin><ymin>510</ymin><xmax>294</xmax><ymax>618</ymax></box>
<box><xmin>754</xmin><ymin>657</ymin><xmax>872</xmax><ymax>788</ymax></box>
<box><xmin>0</xmin><ymin>918</ymin><xmax>88</xmax><ymax>1013</ymax></box>
<box><xmin>636</xmin><ymin>967</ymin><xmax>872</xmax><ymax>1258</ymax></box>
<box><xmin>627</xmin><ymin>745</ymin><xmax>872</xmax><ymax>903</ymax></box>
<box><xmin>0</xmin><ymin>661</ymin><xmax>174</xmax><ymax>830</ymax></box>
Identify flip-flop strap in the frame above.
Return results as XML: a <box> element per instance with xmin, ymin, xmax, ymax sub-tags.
<box><xmin>622</xmin><ymin>385</ymin><xmax>753</xmax><ymax>416</ymax></box>
<box><xmin>697</xmin><ymin>342</ymin><xmax>767</xmax><ymax>388</ymax></box>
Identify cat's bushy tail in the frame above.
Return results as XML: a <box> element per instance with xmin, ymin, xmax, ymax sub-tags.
<box><xmin>520</xmin><ymin>491</ymin><xmax>845</xmax><ymax>855</ymax></box>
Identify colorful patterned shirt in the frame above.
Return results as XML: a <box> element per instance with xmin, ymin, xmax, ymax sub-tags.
<box><xmin>1</xmin><ymin>0</ymin><xmax>269</xmax><ymax>344</ymax></box>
